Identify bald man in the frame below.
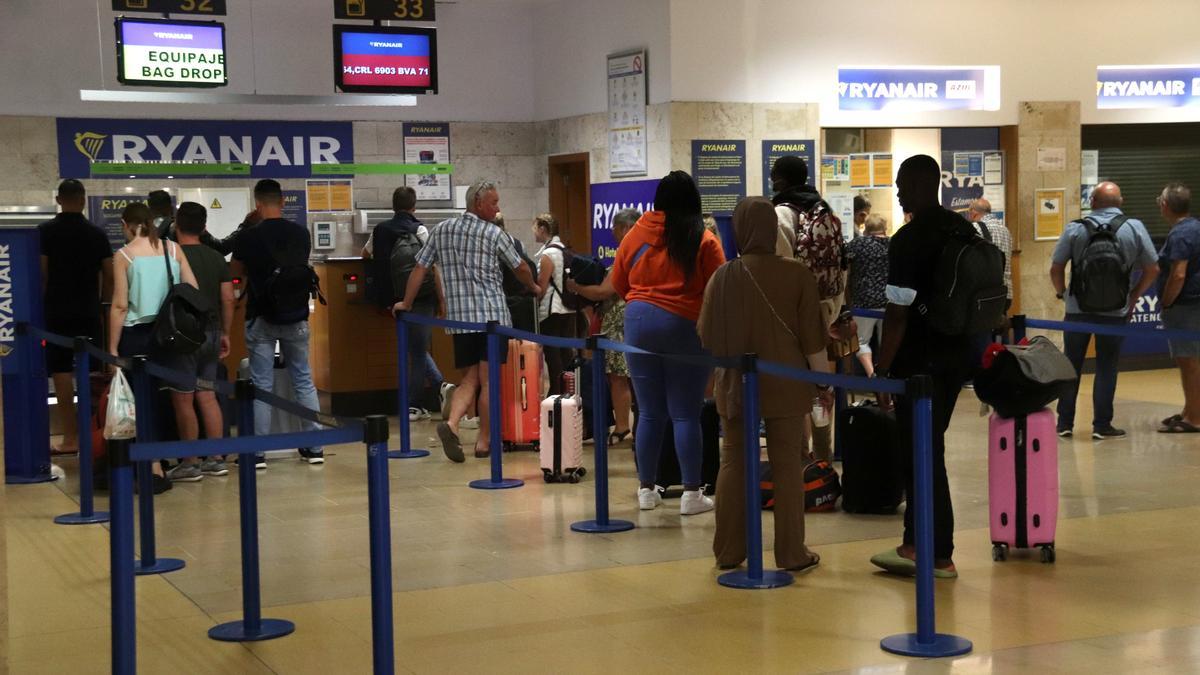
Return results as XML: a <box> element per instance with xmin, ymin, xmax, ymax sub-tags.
<box><xmin>1050</xmin><ymin>181</ymin><xmax>1159</xmax><ymax>440</ymax></box>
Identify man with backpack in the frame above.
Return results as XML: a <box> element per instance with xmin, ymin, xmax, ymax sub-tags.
<box><xmin>363</xmin><ymin>186</ymin><xmax>445</xmax><ymax>420</ymax></box>
<box><xmin>771</xmin><ymin>154</ymin><xmax>845</xmax><ymax>462</ymax></box>
<box><xmin>1050</xmin><ymin>181</ymin><xmax>1159</xmax><ymax>440</ymax></box>
<box><xmin>870</xmin><ymin>155</ymin><xmax>1006</xmax><ymax>580</ymax></box>
<box><xmin>231</xmin><ymin>179</ymin><xmax>327</xmax><ymax>467</ymax></box>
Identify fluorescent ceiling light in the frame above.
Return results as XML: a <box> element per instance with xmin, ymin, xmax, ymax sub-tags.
<box><xmin>80</xmin><ymin>90</ymin><xmax>417</xmax><ymax>107</ymax></box>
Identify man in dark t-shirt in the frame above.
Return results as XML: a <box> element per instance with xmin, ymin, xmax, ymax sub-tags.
<box><xmin>871</xmin><ymin>155</ymin><xmax>973</xmax><ymax>580</ymax></box>
<box><xmin>231</xmin><ymin>179</ymin><xmax>325</xmax><ymax>466</ymax></box>
<box><xmin>39</xmin><ymin>179</ymin><xmax>114</xmax><ymax>455</ymax></box>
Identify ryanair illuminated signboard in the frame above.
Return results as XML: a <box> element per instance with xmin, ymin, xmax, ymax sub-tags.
<box><xmin>1097</xmin><ymin>66</ymin><xmax>1200</xmax><ymax>109</ymax></box>
<box><xmin>838</xmin><ymin>67</ymin><xmax>1001</xmax><ymax>112</ymax></box>
<box><xmin>55</xmin><ymin>118</ymin><xmax>354</xmax><ymax>179</ymax></box>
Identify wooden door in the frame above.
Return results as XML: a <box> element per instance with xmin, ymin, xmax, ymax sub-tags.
<box><xmin>548</xmin><ymin>153</ymin><xmax>591</xmax><ymax>253</ymax></box>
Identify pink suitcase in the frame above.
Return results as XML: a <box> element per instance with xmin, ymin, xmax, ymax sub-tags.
<box><xmin>501</xmin><ymin>340</ymin><xmax>541</xmax><ymax>449</ymax></box>
<box><xmin>539</xmin><ymin>395</ymin><xmax>586</xmax><ymax>483</ymax></box>
<box><xmin>988</xmin><ymin>409</ymin><xmax>1058</xmax><ymax>563</ymax></box>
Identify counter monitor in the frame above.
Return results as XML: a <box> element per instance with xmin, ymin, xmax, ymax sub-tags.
<box><xmin>115</xmin><ymin>17</ymin><xmax>227</xmax><ymax>88</ymax></box>
<box><xmin>333</xmin><ymin>25</ymin><xmax>438</xmax><ymax>95</ymax></box>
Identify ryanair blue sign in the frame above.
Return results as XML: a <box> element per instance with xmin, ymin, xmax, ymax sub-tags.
<box><xmin>1097</xmin><ymin>66</ymin><xmax>1200</xmax><ymax>109</ymax></box>
<box><xmin>838</xmin><ymin>67</ymin><xmax>1000</xmax><ymax>112</ymax></box>
<box><xmin>56</xmin><ymin>118</ymin><xmax>354</xmax><ymax>178</ymax></box>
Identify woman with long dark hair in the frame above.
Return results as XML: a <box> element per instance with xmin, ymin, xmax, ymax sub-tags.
<box><xmin>610</xmin><ymin>171</ymin><xmax>726</xmax><ymax>515</ymax></box>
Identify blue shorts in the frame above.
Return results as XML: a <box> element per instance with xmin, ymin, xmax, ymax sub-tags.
<box><xmin>162</xmin><ymin>330</ymin><xmax>222</xmax><ymax>393</ymax></box>
<box><xmin>1163</xmin><ymin>303</ymin><xmax>1200</xmax><ymax>359</ymax></box>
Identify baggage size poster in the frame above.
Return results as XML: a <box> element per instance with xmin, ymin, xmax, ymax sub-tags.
<box><xmin>691</xmin><ymin>140</ymin><xmax>746</xmax><ymax>216</ymax></box>
<box><xmin>607</xmin><ymin>50</ymin><xmax>648</xmax><ymax>178</ymax></box>
<box><xmin>403</xmin><ymin>122</ymin><xmax>452</xmax><ymax>201</ymax></box>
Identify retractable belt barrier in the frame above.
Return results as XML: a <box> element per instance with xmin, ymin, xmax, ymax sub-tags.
<box><xmin>850</xmin><ymin>308</ymin><xmax>1200</xmax><ymax>343</ymax></box>
<box><xmin>19</xmin><ymin>323</ymin><xmax>396</xmax><ymax>675</ymax></box>
<box><xmin>394</xmin><ymin>310</ymin><xmax>970</xmax><ymax>658</ymax></box>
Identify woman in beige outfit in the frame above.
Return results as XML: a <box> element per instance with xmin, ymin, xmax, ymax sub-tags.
<box><xmin>699</xmin><ymin>197</ymin><xmax>833</xmax><ymax>571</ymax></box>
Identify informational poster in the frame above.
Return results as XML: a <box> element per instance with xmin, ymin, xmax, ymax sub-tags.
<box><xmin>403</xmin><ymin>122</ymin><xmax>452</xmax><ymax>201</ymax></box>
<box><xmin>691</xmin><ymin>140</ymin><xmax>747</xmax><ymax>216</ymax></box>
<box><xmin>306</xmin><ymin>180</ymin><xmax>331</xmax><ymax>212</ymax></box>
<box><xmin>1037</xmin><ymin>147</ymin><xmax>1067</xmax><ymax>172</ymax></box>
<box><xmin>1081</xmin><ymin>150</ymin><xmax>1100</xmax><ymax>184</ymax></box>
<box><xmin>1034</xmin><ymin>188</ymin><xmax>1066</xmax><ymax>241</ymax></box>
<box><xmin>283</xmin><ymin>190</ymin><xmax>307</xmax><ymax>227</ymax></box>
<box><xmin>589</xmin><ymin>179</ymin><xmax>658</xmax><ymax>265</ymax></box>
<box><xmin>307</xmin><ymin>180</ymin><xmax>353</xmax><ymax>212</ymax></box>
<box><xmin>821</xmin><ymin>155</ymin><xmax>850</xmax><ymax>182</ymax></box>
<box><xmin>983</xmin><ymin>184</ymin><xmax>1006</xmax><ymax>212</ymax></box>
<box><xmin>1081</xmin><ymin>184</ymin><xmax>1095</xmax><ymax>216</ymax></box>
<box><xmin>607</xmin><ymin>49</ymin><xmax>648</xmax><ymax>178</ymax></box>
<box><xmin>849</xmin><ymin>154</ymin><xmax>872</xmax><ymax>188</ymax></box>
<box><xmin>983</xmin><ymin>151</ymin><xmax>1004</xmax><ymax>185</ymax></box>
<box><xmin>825</xmin><ymin>192</ymin><xmax>856</xmax><ymax>240</ymax></box>
<box><xmin>761</xmin><ymin>139</ymin><xmax>815</xmax><ymax>196</ymax></box>
<box><xmin>871</xmin><ymin>153</ymin><xmax>893</xmax><ymax>188</ymax></box>
<box><xmin>87</xmin><ymin>195</ymin><xmax>143</xmax><ymax>251</ymax></box>
<box><xmin>837</xmin><ymin>66</ymin><xmax>1001</xmax><ymax>111</ymax></box>
<box><xmin>1097</xmin><ymin>66</ymin><xmax>1200</xmax><ymax>109</ymax></box>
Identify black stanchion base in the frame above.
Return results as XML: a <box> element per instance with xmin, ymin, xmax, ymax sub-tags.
<box><xmin>134</xmin><ymin>557</ymin><xmax>186</xmax><ymax>576</ymax></box>
<box><xmin>208</xmin><ymin>618</ymin><xmax>295</xmax><ymax>642</ymax></box>
<box><xmin>55</xmin><ymin>511</ymin><xmax>111</xmax><ymax>525</ymax></box>
<box><xmin>387</xmin><ymin>448</ymin><xmax>430</xmax><ymax>459</ymax></box>
<box><xmin>880</xmin><ymin>633</ymin><xmax>973</xmax><ymax>658</ymax></box>
<box><xmin>570</xmin><ymin>519</ymin><xmax>635</xmax><ymax>533</ymax></box>
<box><xmin>717</xmin><ymin>569</ymin><xmax>794</xmax><ymax>589</ymax></box>
<box><xmin>468</xmin><ymin>478</ymin><xmax>524</xmax><ymax>490</ymax></box>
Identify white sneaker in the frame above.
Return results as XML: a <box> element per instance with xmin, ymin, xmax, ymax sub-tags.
<box><xmin>439</xmin><ymin>382</ymin><xmax>456</xmax><ymax>420</ymax></box>
<box><xmin>680</xmin><ymin>490</ymin><xmax>715</xmax><ymax>516</ymax></box>
<box><xmin>408</xmin><ymin>407</ymin><xmax>431</xmax><ymax>422</ymax></box>
<box><xmin>638</xmin><ymin>487</ymin><xmax>663</xmax><ymax>510</ymax></box>
<box><xmin>460</xmin><ymin>416</ymin><xmax>480</xmax><ymax>430</ymax></box>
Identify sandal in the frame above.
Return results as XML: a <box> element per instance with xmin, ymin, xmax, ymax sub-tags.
<box><xmin>436</xmin><ymin>422</ymin><xmax>465</xmax><ymax>463</ymax></box>
<box><xmin>1161</xmin><ymin>413</ymin><xmax>1184</xmax><ymax>427</ymax></box>
<box><xmin>1159</xmin><ymin>418</ymin><xmax>1200</xmax><ymax>434</ymax></box>
<box><xmin>786</xmin><ymin>552</ymin><xmax>821</xmax><ymax>574</ymax></box>
<box><xmin>608</xmin><ymin>429</ymin><xmax>632</xmax><ymax>446</ymax></box>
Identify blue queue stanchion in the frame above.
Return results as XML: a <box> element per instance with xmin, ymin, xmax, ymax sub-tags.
<box><xmin>129</xmin><ymin>355</ymin><xmax>185</xmax><ymax>576</ymax></box>
<box><xmin>108</xmin><ymin>437</ymin><xmax>136</xmax><ymax>675</ymax></box>
<box><xmin>881</xmin><ymin>375</ymin><xmax>973</xmax><ymax>658</ymax></box>
<box><xmin>389</xmin><ymin>316</ymin><xmax>429</xmax><ymax>460</ymax></box>
<box><xmin>719</xmin><ymin>354</ymin><xmax>794</xmax><ymax>590</ymax></box>
<box><xmin>210</xmin><ymin>380</ymin><xmax>295</xmax><ymax>642</ymax></box>
<box><xmin>55</xmin><ymin>336</ymin><xmax>110</xmax><ymax>525</ymax></box>
<box><xmin>571</xmin><ymin>336</ymin><xmax>635</xmax><ymax>534</ymax></box>
<box><xmin>365</xmin><ymin>415</ymin><xmax>396</xmax><ymax>674</ymax></box>
<box><xmin>469</xmin><ymin>322</ymin><xmax>523</xmax><ymax>490</ymax></box>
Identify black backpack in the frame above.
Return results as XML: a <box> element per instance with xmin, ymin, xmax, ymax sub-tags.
<box><xmin>261</xmin><ymin>242</ymin><xmax>323</xmax><ymax>324</ymax></box>
<box><xmin>389</xmin><ymin>230</ymin><xmax>436</xmax><ymax>304</ymax></box>
<box><xmin>503</xmin><ymin>234</ymin><xmax>538</xmax><ymax>298</ymax></box>
<box><xmin>152</xmin><ymin>243</ymin><xmax>210</xmax><ymax>355</ymax></box>
<box><xmin>1070</xmin><ymin>215</ymin><xmax>1130</xmax><ymax>313</ymax></box>
<box><xmin>548</xmin><ymin>242</ymin><xmax>607</xmax><ymax>311</ymax></box>
<box><xmin>919</xmin><ymin>218</ymin><xmax>1007</xmax><ymax>336</ymax></box>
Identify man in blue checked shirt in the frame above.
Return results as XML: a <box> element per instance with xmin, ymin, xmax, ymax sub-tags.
<box><xmin>393</xmin><ymin>180</ymin><xmax>541</xmax><ymax>462</ymax></box>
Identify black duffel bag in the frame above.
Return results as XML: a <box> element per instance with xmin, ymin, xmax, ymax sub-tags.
<box><xmin>974</xmin><ymin>336</ymin><xmax>1076</xmax><ymax>418</ymax></box>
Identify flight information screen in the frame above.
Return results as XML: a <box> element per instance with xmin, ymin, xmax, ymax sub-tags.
<box><xmin>116</xmin><ymin>17</ymin><xmax>226</xmax><ymax>87</ymax></box>
<box><xmin>334</xmin><ymin>25</ymin><xmax>438</xmax><ymax>94</ymax></box>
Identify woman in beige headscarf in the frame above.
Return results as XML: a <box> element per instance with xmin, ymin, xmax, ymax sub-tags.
<box><xmin>699</xmin><ymin>197</ymin><xmax>833</xmax><ymax>572</ymax></box>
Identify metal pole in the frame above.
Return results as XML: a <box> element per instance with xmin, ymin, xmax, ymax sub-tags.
<box><xmin>131</xmin><ymin>355</ymin><xmax>184</xmax><ymax>576</ymax></box>
<box><xmin>572</xmin><ymin>336</ymin><xmax>634</xmax><ymax>533</ymax></box>
<box><xmin>209</xmin><ymin>380</ymin><xmax>294</xmax><ymax>642</ymax></box>
<box><xmin>56</xmin><ymin>336</ymin><xmax>109</xmax><ymax>524</ymax></box>
<box><xmin>833</xmin><ymin>358</ymin><xmax>847</xmax><ymax>462</ymax></box>
<box><xmin>1012</xmin><ymin>314</ymin><xmax>1027</xmax><ymax>343</ymax></box>
<box><xmin>718</xmin><ymin>354</ymin><xmax>793</xmax><ymax>589</ymax></box>
<box><xmin>469</xmin><ymin>322</ymin><xmax>522</xmax><ymax>489</ymax></box>
<box><xmin>881</xmin><ymin>375</ymin><xmax>972</xmax><ymax>657</ymax></box>
<box><xmin>389</xmin><ymin>314</ymin><xmax>429</xmax><ymax>459</ymax></box>
<box><xmin>108</xmin><ymin>438</ymin><xmax>136</xmax><ymax>675</ymax></box>
<box><xmin>365</xmin><ymin>415</ymin><xmax>396</xmax><ymax>674</ymax></box>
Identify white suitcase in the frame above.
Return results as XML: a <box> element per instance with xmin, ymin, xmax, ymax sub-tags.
<box><xmin>539</xmin><ymin>395</ymin><xmax>587</xmax><ymax>483</ymax></box>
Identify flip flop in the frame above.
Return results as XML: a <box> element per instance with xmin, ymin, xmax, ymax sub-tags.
<box><xmin>1161</xmin><ymin>413</ymin><xmax>1183</xmax><ymax>427</ymax></box>
<box><xmin>870</xmin><ymin>548</ymin><xmax>916</xmax><ymax>577</ymax></box>
<box><xmin>51</xmin><ymin>447</ymin><xmax>79</xmax><ymax>457</ymax></box>
<box><xmin>436</xmin><ymin>422</ymin><xmax>465</xmax><ymax>463</ymax></box>
<box><xmin>1159</xmin><ymin>418</ymin><xmax>1200</xmax><ymax>434</ymax></box>
<box><xmin>786</xmin><ymin>552</ymin><xmax>821</xmax><ymax>574</ymax></box>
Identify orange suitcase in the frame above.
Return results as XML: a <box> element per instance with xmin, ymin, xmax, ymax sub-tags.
<box><xmin>500</xmin><ymin>339</ymin><xmax>541</xmax><ymax>448</ymax></box>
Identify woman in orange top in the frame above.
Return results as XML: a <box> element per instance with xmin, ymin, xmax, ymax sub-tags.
<box><xmin>609</xmin><ymin>171</ymin><xmax>726</xmax><ymax>515</ymax></box>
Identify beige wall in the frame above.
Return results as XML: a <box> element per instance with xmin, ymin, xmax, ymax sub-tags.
<box><xmin>1016</xmin><ymin>101</ymin><xmax>1082</xmax><ymax>343</ymax></box>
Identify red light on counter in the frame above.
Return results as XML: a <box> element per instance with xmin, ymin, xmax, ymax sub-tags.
<box><xmin>232</xmin><ymin>277</ymin><xmax>242</xmax><ymax>285</ymax></box>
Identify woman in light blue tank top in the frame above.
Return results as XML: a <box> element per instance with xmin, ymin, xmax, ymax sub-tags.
<box><xmin>108</xmin><ymin>202</ymin><xmax>198</xmax><ymax>360</ymax></box>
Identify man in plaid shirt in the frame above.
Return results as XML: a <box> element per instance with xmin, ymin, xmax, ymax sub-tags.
<box><xmin>394</xmin><ymin>180</ymin><xmax>540</xmax><ymax>462</ymax></box>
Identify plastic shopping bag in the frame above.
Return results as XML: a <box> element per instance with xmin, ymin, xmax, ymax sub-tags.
<box><xmin>103</xmin><ymin>369</ymin><xmax>137</xmax><ymax>440</ymax></box>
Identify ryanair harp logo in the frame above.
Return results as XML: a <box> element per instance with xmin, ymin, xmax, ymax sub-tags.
<box><xmin>74</xmin><ymin>132</ymin><xmax>108</xmax><ymax>162</ymax></box>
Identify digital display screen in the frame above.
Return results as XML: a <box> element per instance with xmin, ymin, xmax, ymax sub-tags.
<box><xmin>116</xmin><ymin>17</ymin><xmax>226</xmax><ymax>88</ymax></box>
<box><xmin>334</xmin><ymin>25</ymin><xmax>438</xmax><ymax>95</ymax></box>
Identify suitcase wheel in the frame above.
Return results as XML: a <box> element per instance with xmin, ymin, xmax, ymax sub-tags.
<box><xmin>566</xmin><ymin>473</ymin><xmax>581</xmax><ymax>484</ymax></box>
<box><xmin>992</xmin><ymin>544</ymin><xmax>1007</xmax><ymax>562</ymax></box>
<box><xmin>1040</xmin><ymin>545</ymin><xmax>1056</xmax><ymax>564</ymax></box>
<box><xmin>542</xmin><ymin>469</ymin><xmax>554</xmax><ymax>483</ymax></box>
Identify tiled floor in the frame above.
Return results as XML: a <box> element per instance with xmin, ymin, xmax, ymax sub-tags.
<box><xmin>7</xmin><ymin>369</ymin><xmax>1200</xmax><ymax>673</ymax></box>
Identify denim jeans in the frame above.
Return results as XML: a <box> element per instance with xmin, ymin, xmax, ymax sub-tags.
<box><xmin>1057</xmin><ymin>313</ymin><xmax>1127</xmax><ymax>431</ymax></box>
<box><xmin>246</xmin><ymin>318</ymin><xmax>323</xmax><ymax>451</ymax></box>
<box><xmin>407</xmin><ymin>320</ymin><xmax>443</xmax><ymax>403</ymax></box>
<box><xmin>624</xmin><ymin>301</ymin><xmax>711</xmax><ymax>487</ymax></box>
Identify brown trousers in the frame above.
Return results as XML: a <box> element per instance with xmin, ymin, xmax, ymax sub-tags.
<box><xmin>713</xmin><ymin>414</ymin><xmax>812</xmax><ymax>569</ymax></box>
